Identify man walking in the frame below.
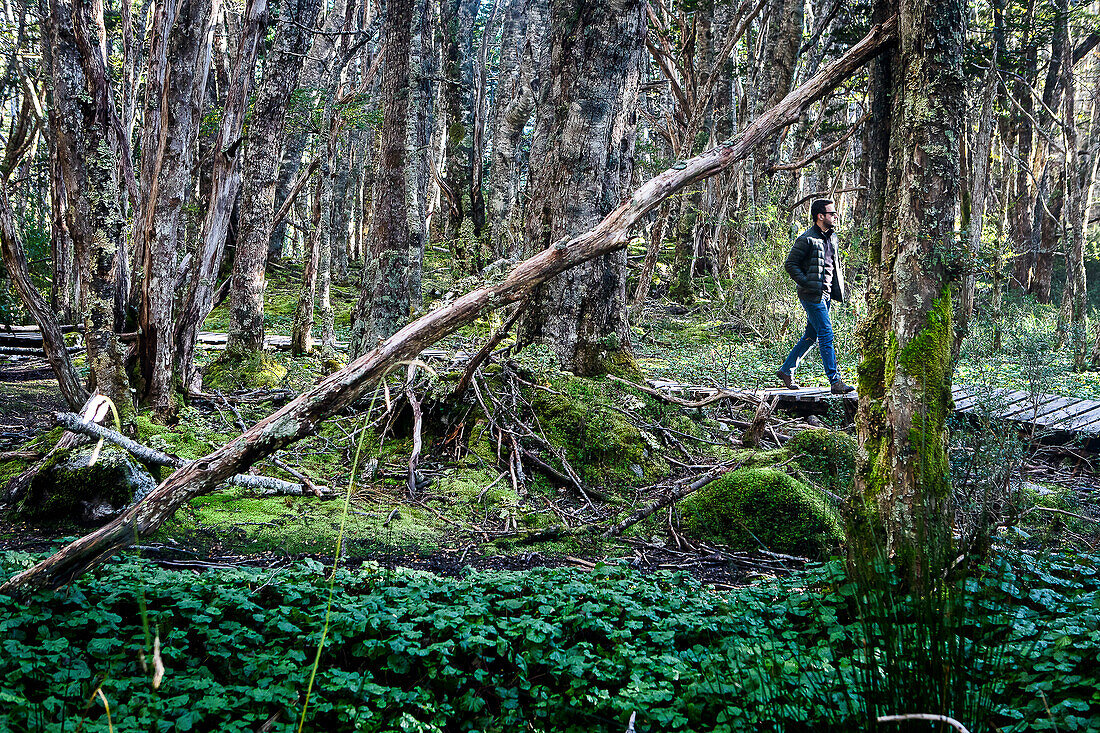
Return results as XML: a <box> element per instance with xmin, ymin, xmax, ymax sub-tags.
<box><xmin>776</xmin><ymin>199</ymin><xmax>855</xmax><ymax>394</ymax></box>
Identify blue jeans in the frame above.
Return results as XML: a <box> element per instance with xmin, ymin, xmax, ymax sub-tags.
<box><xmin>779</xmin><ymin>296</ymin><xmax>838</xmax><ymax>383</ymax></box>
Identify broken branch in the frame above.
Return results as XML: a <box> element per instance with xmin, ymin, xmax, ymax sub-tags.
<box><xmin>2</xmin><ymin>17</ymin><xmax>897</xmax><ymax>592</ymax></box>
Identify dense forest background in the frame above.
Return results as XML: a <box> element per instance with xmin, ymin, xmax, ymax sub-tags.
<box><xmin>3</xmin><ymin>0</ymin><xmax>1100</xmax><ymax>728</ymax></box>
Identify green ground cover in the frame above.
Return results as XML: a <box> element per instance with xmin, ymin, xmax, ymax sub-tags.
<box><xmin>1</xmin><ymin>551</ymin><xmax>1097</xmax><ymax>732</ymax></box>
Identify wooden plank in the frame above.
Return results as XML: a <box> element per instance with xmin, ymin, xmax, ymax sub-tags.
<box><xmin>1033</xmin><ymin>400</ymin><xmax>1100</xmax><ymax>430</ymax></box>
<box><xmin>1051</xmin><ymin>401</ymin><xmax>1100</xmax><ymax>431</ymax></box>
<box><xmin>1000</xmin><ymin>394</ymin><xmax>1073</xmax><ymax>420</ymax></box>
<box><xmin>986</xmin><ymin>390</ymin><xmax>1035</xmax><ymax>417</ymax></box>
<box><xmin>1069</xmin><ymin>410</ymin><xmax>1100</xmax><ymax>434</ymax></box>
<box><xmin>953</xmin><ymin>387</ymin><xmax>1010</xmax><ymax>411</ymax></box>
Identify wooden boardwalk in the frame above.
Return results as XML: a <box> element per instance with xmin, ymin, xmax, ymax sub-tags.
<box><xmin>648</xmin><ymin>380</ymin><xmax>1100</xmax><ymax>438</ymax></box>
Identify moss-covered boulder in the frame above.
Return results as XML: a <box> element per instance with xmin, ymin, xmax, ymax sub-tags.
<box><xmin>202</xmin><ymin>351</ymin><xmax>287</xmax><ymax>391</ymax></box>
<box><xmin>679</xmin><ymin>467</ymin><xmax>843</xmax><ymax>558</ymax></box>
<box><xmin>786</xmin><ymin>428</ymin><xmax>857</xmax><ymax>494</ymax></box>
<box><xmin>20</xmin><ymin>444</ymin><xmax>158</xmax><ymax>524</ymax></box>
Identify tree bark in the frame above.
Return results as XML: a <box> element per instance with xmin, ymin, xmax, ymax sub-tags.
<box><xmin>439</xmin><ymin>0</ymin><xmax>479</xmax><ymax>268</ymax></box>
<box><xmin>751</xmin><ymin>0</ymin><xmax>804</xmax><ymax>197</ymax></box>
<box><xmin>953</xmin><ymin>59</ymin><xmax>997</xmax><ymax>360</ymax></box>
<box><xmin>292</xmin><ymin>173</ymin><xmax>325</xmax><ymax>355</ymax></box>
<box><xmin>1057</xmin><ymin>13</ymin><xmax>1088</xmax><ymax>370</ymax></box>
<box><xmin>1008</xmin><ymin>0</ymin><xmax>1038</xmax><ymax>292</ymax></box>
<box><xmin>0</xmin><ymin>17</ymin><xmax>898</xmax><ymax>592</ymax></box>
<box><xmin>132</xmin><ymin>0</ymin><xmax>219</xmax><ymax>412</ymax></box>
<box><xmin>176</xmin><ymin>0</ymin><xmax>271</xmax><ymax>393</ymax></box>
<box><xmin>225</xmin><ymin>0</ymin><xmax>323</xmax><ymax>358</ymax></box>
<box><xmin>486</xmin><ymin>0</ymin><xmax>544</xmax><ymax>258</ymax></box>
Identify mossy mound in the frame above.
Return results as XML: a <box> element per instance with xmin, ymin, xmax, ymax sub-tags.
<box><xmin>786</xmin><ymin>428</ymin><xmax>857</xmax><ymax>494</ymax></box>
<box><xmin>679</xmin><ymin>467</ymin><xmax>843</xmax><ymax>558</ymax></box>
<box><xmin>19</xmin><ymin>444</ymin><xmax>157</xmax><ymax>524</ymax></box>
<box><xmin>202</xmin><ymin>350</ymin><xmax>288</xmax><ymax>391</ymax></box>
<box><xmin>158</xmin><ymin>489</ymin><xmax>446</xmax><ymax>557</ymax></box>
<box><xmin>524</xmin><ymin>374</ymin><xmax>667</xmax><ymax>494</ymax></box>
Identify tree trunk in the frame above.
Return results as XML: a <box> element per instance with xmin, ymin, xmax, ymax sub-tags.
<box><xmin>1032</xmin><ymin>161</ymin><xmax>1063</xmax><ymax>304</ymax></box>
<box><xmin>349</xmin><ymin>0</ymin><xmax>414</xmax><ymax>353</ymax></box>
<box><xmin>1</xmin><ymin>16</ymin><xmax>899</xmax><ymax>593</ymax></box>
<box><xmin>46</xmin><ymin>130</ymin><xmax>78</xmax><ymax>323</ymax></box>
<box><xmin>225</xmin><ymin>0</ymin><xmax>322</xmax><ymax>358</ymax></box>
<box><xmin>175</xmin><ymin>0</ymin><xmax>270</xmax><ymax>394</ymax></box>
<box><xmin>953</xmin><ymin>60</ymin><xmax>997</xmax><ymax>360</ymax></box>
<box><xmin>1009</xmin><ymin>0</ymin><xmax>1038</xmax><ymax>292</ymax></box>
<box><xmin>407</xmin><ymin>0</ymin><xmax>436</xmax><ymax>309</ymax></box>
<box><xmin>1058</xmin><ymin>14</ymin><xmax>1088</xmax><ymax>370</ymax></box>
<box><xmin>486</xmin><ymin>0</ymin><xmax>544</xmax><ymax>258</ymax></box>
<box><xmin>518</xmin><ymin>0</ymin><xmax>646</xmax><ymax>376</ymax></box>
<box><xmin>292</xmin><ymin>171</ymin><xmax>325</xmax><ymax>355</ymax></box>
<box><xmin>439</xmin><ymin>0</ymin><xmax>479</xmax><ymax>268</ymax></box>
<box><xmin>751</xmin><ymin>0</ymin><xmax>804</xmax><ymax>197</ymax></box>
<box><xmin>854</xmin><ymin>0</ymin><xmax>964</xmax><ymax>586</ymax></box>
<box><xmin>132</xmin><ymin>0</ymin><xmax>219</xmax><ymax>412</ymax></box>
<box><xmin>46</xmin><ymin>0</ymin><xmax>134</xmax><ymax>421</ymax></box>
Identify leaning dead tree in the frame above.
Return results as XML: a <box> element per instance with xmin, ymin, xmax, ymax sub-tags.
<box><xmin>1</xmin><ymin>17</ymin><xmax>897</xmax><ymax>593</ymax></box>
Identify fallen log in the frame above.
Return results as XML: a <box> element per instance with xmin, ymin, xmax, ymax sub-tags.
<box><xmin>54</xmin><ymin>412</ymin><xmax>331</xmax><ymax>498</ymax></box>
<box><xmin>1</xmin><ymin>17</ymin><xmax>897</xmax><ymax>593</ymax></box>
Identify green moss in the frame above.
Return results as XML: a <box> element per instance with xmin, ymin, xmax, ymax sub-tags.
<box><xmin>436</xmin><ymin>467</ymin><xmax>521</xmax><ymax>523</ymax></box>
<box><xmin>525</xmin><ymin>374</ymin><xmax>667</xmax><ymax>494</ymax></box>
<box><xmin>134</xmin><ymin>409</ymin><xmax>226</xmax><ymax>462</ymax></box>
<box><xmin>787</xmin><ymin>429</ymin><xmax>857</xmax><ymax>495</ymax></box>
<box><xmin>203</xmin><ymin>351</ymin><xmax>288</xmax><ymax>391</ymax></box>
<box><xmin>897</xmin><ymin>287</ymin><xmax>953</xmax><ymax>499</ymax></box>
<box><xmin>679</xmin><ymin>468</ymin><xmax>844</xmax><ymax>558</ymax></box>
<box><xmin>158</xmin><ymin>489</ymin><xmax>446</xmax><ymax>557</ymax></box>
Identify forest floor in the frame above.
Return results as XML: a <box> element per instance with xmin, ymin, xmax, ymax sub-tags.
<box><xmin>2</xmin><ymin>255</ymin><xmax>1100</xmax><ymax>583</ymax></box>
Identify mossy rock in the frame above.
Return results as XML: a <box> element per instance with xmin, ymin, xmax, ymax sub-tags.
<box><xmin>679</xmin><ymin>467</ymin><xmax>843</xmax><ymax>558</ymax></box>
<box><xmin>786</xmin><ymin>428</ymin><xmax>857</xmax><ymax>494</ymax></box>
<box><xmin>19</xmin><ymin>444</ymin><xmax>157</xmax><ymax>524</ymax></box>
<box><xmin>202</xmin><ymin>351</ymin><xmax>288</xmax><ymax>391</ymax></box>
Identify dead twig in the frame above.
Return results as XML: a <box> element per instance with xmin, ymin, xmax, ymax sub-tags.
<box><xmin>608</xmin><ymin>374</ymin><xmax>751</xmax><ymax>408</ymax></box>
<box><xmin>603</xmin><ymin>465</ymin><xmax>738</xmax><ymax>537</ymax></box>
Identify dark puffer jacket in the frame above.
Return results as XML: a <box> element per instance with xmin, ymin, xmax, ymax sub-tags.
<box><xmin>784</xmin><ymin>225</ymin><xmax>847</xmax><ymax>303</ymax></box>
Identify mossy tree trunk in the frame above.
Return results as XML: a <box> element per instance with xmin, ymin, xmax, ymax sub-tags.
<box><xmin>853</xmin><ymin>0</ymin><xmax>965</xmax><ymax>587</ymax></box>
<box><xmin>518</xmin><ymin>0</ymin><xmax>646</xmax><ymax>376</ymax></box>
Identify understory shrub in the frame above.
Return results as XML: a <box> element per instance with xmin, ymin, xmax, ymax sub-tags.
<box><xmin>678</xmin><ymin>467</ymin><xmax>844</xmax><ymax>558</ymax></box>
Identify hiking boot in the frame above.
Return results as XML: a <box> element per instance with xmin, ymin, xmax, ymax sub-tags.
<box><xmin>776</xmin><ymin>369</ymin><xmax>800</xmax><ymax>389</ymax></box>
<box><xmin>830</xmin><ymin>378</ymin><xmax>855</xmax><ymax>395</ymax></box>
